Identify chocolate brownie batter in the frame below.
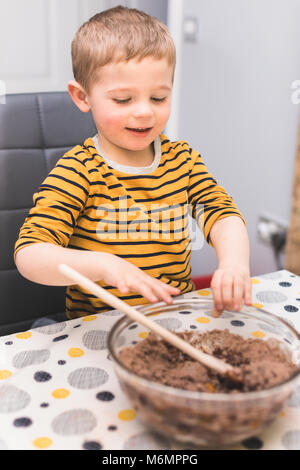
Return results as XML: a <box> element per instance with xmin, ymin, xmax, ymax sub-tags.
<box><xmin>119</xmin><ymin>329</ymin><xmax>297</xmax><ymax>393</ymax></box>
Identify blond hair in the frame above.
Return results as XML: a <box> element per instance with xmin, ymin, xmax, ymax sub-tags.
<box><xmin>71</xmin><ymin>5</ymin><xmax>176</xmax><ymax>94</ymax></box>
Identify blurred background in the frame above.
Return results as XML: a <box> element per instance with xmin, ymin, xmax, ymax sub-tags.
<box><xmin>1</xmin><ymin>0</ymin><xmax>299</xmax><ymax>279</ymax></box>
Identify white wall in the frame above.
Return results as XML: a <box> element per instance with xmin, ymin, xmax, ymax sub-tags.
<box><xmin>171</xmin><ymin>0</ymin><xmax>300</xmax><ymax>277</ymax></box>
<box><xmin>0</xmin><ymin>0</ymin><xmax>110</xmax><ymax>93</ymax></box>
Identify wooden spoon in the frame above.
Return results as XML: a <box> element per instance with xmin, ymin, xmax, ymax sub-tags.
<box><xmin>58</xmin><ymin>264</ymin><xmax>242</xmax><ymax>382</ymax></box>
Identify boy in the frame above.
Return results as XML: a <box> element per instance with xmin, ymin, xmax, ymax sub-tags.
<box><xmin>14</xmin><ymin>6</ymin><xmax>252</xmax><ymax>319</ymax></box>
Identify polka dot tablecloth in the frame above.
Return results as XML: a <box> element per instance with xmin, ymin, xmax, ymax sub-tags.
<box><xmin>1</xmin><ymin>269</ymin><xmax>300</xmax><ymax>450</ymax></box>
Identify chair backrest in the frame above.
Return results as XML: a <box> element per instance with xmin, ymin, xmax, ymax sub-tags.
<box><xmin>0</xmin><ymin>91</ymin><xmax>97</xmax><ymax>335</ymax></box>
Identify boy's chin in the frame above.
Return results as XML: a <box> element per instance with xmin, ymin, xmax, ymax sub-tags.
<box><xmin>121</xmin><ymin>137</ymin><xmax>156</xmax><ymax>150</ymax></box>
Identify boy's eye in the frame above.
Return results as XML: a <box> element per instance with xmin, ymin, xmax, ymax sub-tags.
<box><xmin>151</xmin><ymin>97</ymin><xmax>167</xmax><ymax>102</ymax></box>
<box><xmin>113</xmin><ymin>97</ymin><xmax>167</xmax><ymax>104</ymax></box>
<box><xmin>113</xmin><ymin>98</ymin><xmax>131</xmax><ymax>104</ymax></box>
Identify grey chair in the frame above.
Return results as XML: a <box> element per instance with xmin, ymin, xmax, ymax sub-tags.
<box><xmin>0</xmin><ymin>91</ymin><xmax>97</xmax><ymax>336</ymax></box>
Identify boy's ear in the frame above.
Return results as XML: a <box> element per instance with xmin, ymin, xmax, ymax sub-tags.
<box><xmin>67</xmin><ymin>80</ymin><xmax>91</xmax><ymax>113</ymax></box>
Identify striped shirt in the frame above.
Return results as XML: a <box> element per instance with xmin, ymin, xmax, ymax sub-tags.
<box><xmin>14</xmin><ymin>133</ymin><xmax>245</xmax><ymax>319</ymax></box>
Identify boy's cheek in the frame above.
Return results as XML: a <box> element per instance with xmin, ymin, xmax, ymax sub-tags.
<box><xmin>93</xmin><ymin>111</ymin><xmax>124</xmax><ymax>130</ymax></box>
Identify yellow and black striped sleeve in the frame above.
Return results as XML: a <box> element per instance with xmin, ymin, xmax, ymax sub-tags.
<box><xmin>187</xmin><ymin>147</ymin><xmax>246</xmax><ymax>247</ymax></box>
<box><xmin>14</xmin><ymin>151</ymin><xmax>91</xmax><ymax>260</ymax></box>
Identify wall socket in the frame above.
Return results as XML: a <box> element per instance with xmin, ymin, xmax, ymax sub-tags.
<box><xmin>257</xmin><ymin>213</ymin><xmax>288</xmax><ymax>245</ymax></box>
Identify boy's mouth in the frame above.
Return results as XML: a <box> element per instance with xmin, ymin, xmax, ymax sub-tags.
<box><xmin>126</xmin><ymin>127</ymin><xmax>153</xmax><ymax>136</ymax></box>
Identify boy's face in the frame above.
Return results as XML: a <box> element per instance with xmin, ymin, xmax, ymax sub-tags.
<box><xmin>84</xmin><ymin>57</ymin><xmax>173</xmax><ymax>157</ymax></box>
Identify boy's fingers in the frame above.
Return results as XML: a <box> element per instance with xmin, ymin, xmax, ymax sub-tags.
<box><xmin>168</xmin><ymin>285</ymin><xmax>181</xmax><ymax>295</ymax></box>
<box><xmin>212</xmin><ymin>307</ymin><xmax>222</xmax><ymax>318</ymax></box>
<box><xmin>244</xmin><ymin>278</ymin><xmax>252</xmax><ymax>305</ymax></box>
<box><xmin>144</xmin><ymin>277</ymin><xmax>180</xmax><ymax>304</ymax></box>
<box><xmin>117</xmin><ymin>280</ymin><xmax>130</xmax><ymax>294</ymax></box>
<box><xmin>221</xmin><ymin>274</ymin><xmax>234</xmax><ymax>311</ymax></box>
<box><xmin>138</xmin><ymin>282</ymin><xmax>158</xmax><ymax>303</ymax></box>
<box><xmin>232</xmin><ymin>276</ymin><xmax>244</xmax><ymax>311</ymax></box>
<box><xmin>210</xmin><ymin>270</ymin><xmax>224</xmax><ymax>315</ymax></box>
<box><xmin>148</xmin><ymin>280</ymin><xmax>174</xmax><ymax>304</ymax></box>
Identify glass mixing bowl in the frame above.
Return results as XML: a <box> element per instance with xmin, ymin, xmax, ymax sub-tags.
<box><xmin>107</xmin><ymin>298</ymin><xmax>300</xmax><ymax>447</ymax></box>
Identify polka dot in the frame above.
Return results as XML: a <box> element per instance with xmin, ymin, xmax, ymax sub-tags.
<box><xmin>96</xmin><ymin>391</ymin><xmax>115</xmax><ymax>402</ymax></box>
<box><xmin>139</xmin><ymin>332</ymin><xmax>148</xmax><ymax>339</ymax></box>
<box><xmin>34</xmin><ymin>371</ymin><xmax>52</xmax><ymax>382</ymax></box>
<box><xmin>251</xmin><ymin>279</ymin><xmax>260</xmax><ymax>284</ymax></box>
<box><xmin>155</xmin><ymin>318</ymin><xmax>182</xmax><ymax>330</ymax></box>
<box><xmin>256</xmin><ymin>291</ymin><xmax>287</xmax><ymax>303</ymax></box>
<box><xmin>252</xmin><ymin>331</ymin><xmax>266</xmax><ymax>338</ymax></box>
<box><xmin>242</xmin><ymin>436</ymin><xmax>264</xmax><ymax>449</ymax></box>
<box><xmin>40</xmin><ymin>403</ymin><xmax>49</xmax><ymax>408</ymax></box>
<box><xmin>16</xmin><ymin>331</ymin><xmax>32</xmax><ymax>340</ymax></box>
<box><xmin>12</xmin><ymin>349</ymin><xmax>50</xmax><ymax>369</ymax></box>
<box><xmin>52</xmin><ymin>388</ymin><xmax>70</xmax><ymax>399</ymax></box>
<box><xmin>5</xmin><ymin>341</ymin><xmax>13</xmax><ymax>345</ymax></box>
<box><xmin>33</xmin><ymin>437</ymin><xmax>53</xmax><ymax>449</ymax></box>
<box><xmin>82</xmin><ymin>330</ymin><xmax>109</xmax><ymax>350</ymax></box>
<box><xmin>0</xmin><ymin>370</ymin><xmax>12</xmax><ymax>380</ymax></box>
<box><xmin>83</xmin><ymin>441</ymin><xmax>102</xmax><ymax>450</ymax></box>
<box><xmin>123</xmin><ymin>431</ymin><xmax>171</xmax><ymax>450</ymax></box>
<box><xmin>252</xmin><ymin>303</ymin><xmax>264</xmax><ymax>309</ymax></box>
<box><xmin>118</xmin><ymin>409</ymin><xmax>137</xmax><ymax>421</ymax></box>
<box><xmin>279</xmin><ymin>282</ymin><xmax>292</xmax><ymax>287</ymax></box>
<box><xmin>284</xmin><ymin>305</ymin><xmax>299</xmax><ymax>313</ymax></box>
<box><xmin>51</xmin><ymin>409</ymin><xmax>97</xmax><ymax>435</ymax></box>
<box><xmin>0</xmin><ymin>385</ymin><xmax>30</xmax><ymax>413</ymax></box>
<box><xmin>58</xmin><ymin>360</ymin><xmax>66</xmax><ymax>365</ymax></box>
<box><xmin>230</xmin><ymin>320</ymin><xmax>245</xmax><ymax>327</ymax></box>
<box><xmin>36</xmin><ymin>323</ymin><xmax>66</xmax><ymax>335</ymax></box>
<box><xmin>101</xmin><ymin>309</ymin><xmax>122</xmax><ymax>317</ymax></box>
<box><xmin>195</xmin><ymin>317</ymin><xmax>210</xmax><ymax>324</ymax></box>
<box><xmin>129</xmin><ymin>324</ymin><xmax>138</xmax><ymax>329</ymax></box>
<box><xmin>68</xmin><ymin>348</ymin><xmax>84</xmax><ymax>358</ymax></box>
<box><xmin>108</xmin><ymin>425</ymin><xmax>117</xmax><ymax>431</ymax></box>
<box><xmin>282</xmin><ymin>430</ymin><xmax>300</xmax><ymax>450</ymax></box>
<box><xmin>67</xmin><ymin>367</ymin><xmax>108</xmax><ymax>390</ymax></box>
<box><xmin>197</xmin><ymin>290</ymin><xmax>211</xmax><ymax>296</ymax></box>
<box><xmin>31</xmin><ymin>317</ymin><xmax>58</xmax><ymax>329</ymax></box>
<box><xmin>190</xmin><ymin>325</ymin><xmax>197</xmax><ymax>329</ymax></box>
<box><xmin>13</xmin><ymin>417</ymin><xmax>32</xmax><ymax>427</ymax></box>
<box><xmin>82</xmin><ymin>315</ymin><xmax>97</xmax><ymax>322</ymax></box>
<box><xmin>53</xmin><ymin>335</ymin><xmax>68</xmax><ymax>342</ymax></box>
<box><xmin>179</xmin><ymin>310</ymin><xmax>192</xmax><ymax>315</ymax></box>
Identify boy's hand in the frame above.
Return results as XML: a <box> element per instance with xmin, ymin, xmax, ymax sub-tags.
<box><xmin>210</xmin><ymin>263</ymin><xmax>252</xmax><ymax>317</ymax></box>
<box><xmin>99</xmin><ymin>253</ymin><xmax>181</xmax><ymax>304</ymax></box>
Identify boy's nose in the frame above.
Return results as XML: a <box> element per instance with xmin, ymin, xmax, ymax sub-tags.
<box><xmin>132</xmin><ymin>103</ymin><xmax>154</xmax><ymax>119</ymax></box>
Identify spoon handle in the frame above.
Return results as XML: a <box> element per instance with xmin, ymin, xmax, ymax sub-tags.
<box><xmin>58</xmin><ymin>263</ymin><xmax>234</xmax><ymax>375</ymax></box>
